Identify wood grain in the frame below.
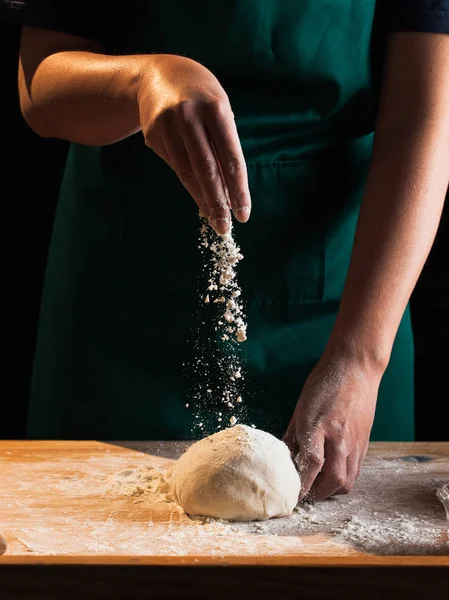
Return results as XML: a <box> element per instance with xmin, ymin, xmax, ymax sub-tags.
<box><xmin>0</xmin><ymin>441</ymin><xmax>448</xmax><ymax>598</ymax></box>
<box><xmin>0</xmin><ymin>441</ymin><xmax>447</xmax><ymax>560</ymax></box>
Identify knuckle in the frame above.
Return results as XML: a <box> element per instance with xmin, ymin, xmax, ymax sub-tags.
<box><xmin>177</xmin><ymin>99</ymin><xmax>196</xmax><ymax>120</ymax></box>
<box><xmin>224</xmin><ymin>156</ymin><xmax>242</xmax><ymax>178</ymax></box>
<box><xmin>156</xmin><ymin>106</ymin><xmax>177</xmax><ymax>127</ymax></box>
<box><xmin>303</xmin><ymin>451</ymin><xmax>323</xmax><ymax>469</ymax></box>
<box><xmin>201</xmin><ymin>96</ymin><xmax>229</xmax><ymax>116</ymax></box>
<box><xmin>340</xmin><ymin>479</ymin><xmax>355</xmax><ymax>494</ymax></box>
<box><xmin>178</xmin><ymin>169</ymin><xmax>196</xmax><ymax>188</ymax></box>
<box><xmin>332</xmin><ymin>440</ymin><xmax>349</xmax><ymax>458</ymax></box>
<box><xmin>332</xmin><ymin>473</ymin><xmax>347</xmax><ymax>489</ymax></box>
<box><xmin>209</xmin><ymin>205</ymin><xmax>229</xmax><ymax>221</ymax></box>
<box><xmin>346</xmin><ymin>476</ymin><xmax>356</xmax><ymax>489</ymax></box>
<box><xmin>146</xmin><ymin>108</ymin><xmax>177</xmax><ymax>144</ymax></box>
<box><xmin>329</xmin><ymin>419</ymin><xmax>350</xmax><ymax>440</ymax></box>
<box><xmin>198</xmin><ymin>160</ymin><xmax>219</xmax><ymax>183</ymax></box>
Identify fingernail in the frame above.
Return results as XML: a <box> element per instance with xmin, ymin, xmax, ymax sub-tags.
<box><xmin>234</xmin><ymin>206</ymin><xmax>250</xmax><ymax>223</ymax></box>
<box><xmin>211</xmin><ymin>218</ymin><xmax>230</xmax><ymax>235</ymax></box>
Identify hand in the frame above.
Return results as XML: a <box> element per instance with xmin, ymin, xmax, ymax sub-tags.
<box><xmin>283</xmin><ymin>354</ymin><xmax>382</xmax><ymax>501</ymax></box>
<box><xmin>137</xmin><ymin>55</ymin><xmax>251</xmax><ymax>234</ymax></box>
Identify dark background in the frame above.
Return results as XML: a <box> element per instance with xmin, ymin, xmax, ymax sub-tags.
<box><xmin>2</xmin><ymin>23</ymin><xmax>448</xmax><ymax>440</ymax></box>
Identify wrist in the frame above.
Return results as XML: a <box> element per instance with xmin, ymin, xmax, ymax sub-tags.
<box><xmin>133</xmin><ymin>54</ymin><xmax>179</xmax><ymax>103</ymax></box>
<box><xmin>322</xmin><ymin>330</ymin><xmax>391</xmax><ymax>378</ymax></box>
<box><xmin>128</xmin><ymin>55</ymin><xmax>156</xmax><ymax>110</ymax></box>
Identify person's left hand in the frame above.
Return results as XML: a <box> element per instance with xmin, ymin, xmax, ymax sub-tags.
<box><xmin>283</xmin><ymin>353</ymin><xmax>383</xmax><ymax>502</ymax></box>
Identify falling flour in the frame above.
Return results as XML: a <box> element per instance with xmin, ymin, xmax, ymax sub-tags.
<box><xmin>187</xmin><ymin>217</ymin><xmax>248</xmax><ymax>435</ymax></box>
<box><xmin>199</xmin><ymin>218</ymin><xmax>247</xmax><ymax>344</ymax></box>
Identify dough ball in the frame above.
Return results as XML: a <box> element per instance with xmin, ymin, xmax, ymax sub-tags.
<box><xmin>171</xmin><ymin>424</ymin><xmax>300</xmax><ymax>521</ymax></box>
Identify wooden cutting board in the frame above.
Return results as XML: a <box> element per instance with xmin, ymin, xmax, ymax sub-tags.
<box><xmin>0</xmin><ymin>441</ymin><xmax>447</xmax><ymax>562</ymax></box>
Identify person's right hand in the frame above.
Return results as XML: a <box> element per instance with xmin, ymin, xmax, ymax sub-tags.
<box><xmin>137</xmin><ymin>55</ymin><xmax>251</xmax><ymax>234</ymax></box>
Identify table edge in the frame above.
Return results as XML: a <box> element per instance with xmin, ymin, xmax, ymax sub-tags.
<box><xmin>1</xmin><ymin>555</ymin><xmax>448</xmax><ymax>567</ymax></box>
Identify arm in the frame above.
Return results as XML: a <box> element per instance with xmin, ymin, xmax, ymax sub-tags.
<box><xmin>329</xmin><ymin>31</ymin><xmax>449</xmax><ymax>370</ymax></box>
<box><xmin>18</xmin><ymin>27</ymin><xmax>143</xmax><ymax>145</ymax></box>
<box><xmin>18</xmin><ymin>26</ymin><xmax>251</xmax><ymax>232</ymax></box>
<box><xmin>285</xmin><ymin>32</ymin><xmax>449</xmax><ymax>500</ymax></box>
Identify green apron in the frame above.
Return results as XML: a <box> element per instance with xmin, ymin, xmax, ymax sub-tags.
<box><xmin>28</xmin><ymin>0</ymin><xmax>414</xmax><ymax>441</ymax></box>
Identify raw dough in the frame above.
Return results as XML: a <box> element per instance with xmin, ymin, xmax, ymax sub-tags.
<box><xmin>171</xmin><ymin>424</ymin><xmax>300</xmax><ymax>521</ymax></box>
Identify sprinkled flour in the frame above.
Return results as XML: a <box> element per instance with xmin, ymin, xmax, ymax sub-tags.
<box><xmin>110</xmin><ymin>466</ymin><xmax>174</xmax><ymax>501</ymax></box>
<box><xmin>187</xmin><ymin>217</ymin><xmax>248</xmax><ymax>435</ymax></box>
<box><xmin>105</xmin><ymin>459</ymin><xmax>449</xmax><ymax>557</ymax></box>
<box><xmin>4</xmin><ymin>446</ymin><xmax>447</xmax><ymax>557</ymax></box>
<box><xmin>199</xmin><ymin>218</ymin><xmax>247</xmax><ymax>346</ymax></box>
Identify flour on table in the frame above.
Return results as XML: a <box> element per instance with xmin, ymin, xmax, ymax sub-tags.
<box><xmin>106</xmin><ymin>454</ymin><xmax>448</xmax><ymax>556</ymax></box>
<box><xmin>334</xmin><ymin>513</ymin><xmax>442</xmax><ymax>550</ymax></box>
<box><xmin>6</xmin><ymin>450</ymin><xmax>446</xmax><ymax>558</ymax></box>
<box><xmin>110</xmin><ymin>466</ymin><xmax>174</xmax><ymax>502</ymax></box>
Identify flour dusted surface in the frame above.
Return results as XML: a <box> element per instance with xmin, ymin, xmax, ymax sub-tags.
<box><xmin>2</xmin><ymin>443</ymin><xmax>447</xmax><ymax>557</ymax></box>
<box><xmin>106</xmin><ymin>450</ymin><xmax>448</xmax><ymax>556</ymax></box>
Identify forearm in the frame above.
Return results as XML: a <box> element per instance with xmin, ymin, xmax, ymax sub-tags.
<box><xmin>18</xmin><ymin>28</ymin><xmax>153</xmax><ymax>145</ymax></box>
<box><xmin>327</xmin><ymin>119</ymin><xmax>448</xmax><ymax>370</ymax></box>
<box><xmin>324</xmin><ymin>32</ymin><xmax>449</xmax><ymax>373</ymax></box>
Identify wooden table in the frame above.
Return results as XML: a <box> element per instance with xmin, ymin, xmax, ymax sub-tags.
<box><xmin>0</xmin><ymin>441</ymin><xmax>448</xmax><ymax>599</ymax></box>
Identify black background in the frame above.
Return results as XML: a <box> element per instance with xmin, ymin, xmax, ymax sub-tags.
<box><xmin>1</xmin><ymin>23</ymin><xmax>448</xmax><ymax>440</ymax></box>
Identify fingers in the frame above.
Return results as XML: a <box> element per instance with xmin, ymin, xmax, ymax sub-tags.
<box><xmin>162</xmin><ymin>132</ymin><xmax>209</xmax><ymax>218</ymax></box>
<box><xmin>147</xmin><ymin>98</ymin><xmax>251</xmax><ymax>235</ymax></box>
<box><xmin>297</xmin><ymin>432</ymin><xmax>325</xmax><ymax>501</ymax></box>
<box><xmin>357</xmin><ymin>442</ymin><xmax>370</xmax><ymax>478</ymax></box>
<box><xmin>332</xmin><ymin>453</ymin><xmax>359</xmax><ymax>496</ymax></box>
<box><xmin>204</xmin><ymin>102</ymin><xmax>251</xmax><ymax>223</ymax></box>
<box><xmin>180</xmin><ymin>114</ymin><xmax>231</xmax><ymax>235</ymax></box>
<box><xmin>308</xmin><ymin>440</ymin><xmax>347</xmax><ymax>502</ymax></box>
<box><xmin>286</xmin><ymin>431</ymin><xmax>364</xmax><ymax>501</ymax></box>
